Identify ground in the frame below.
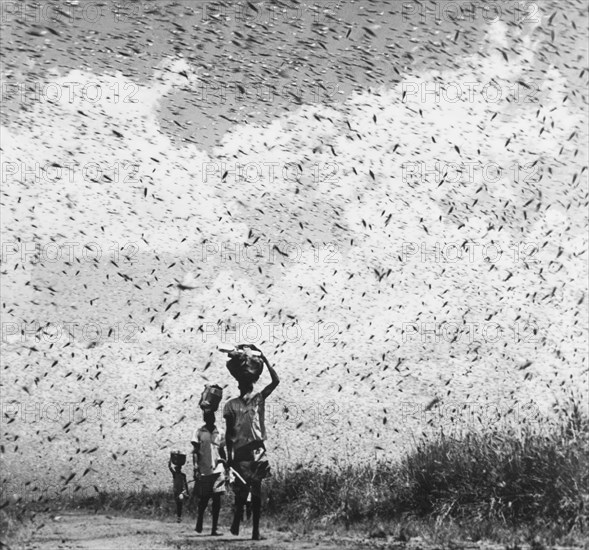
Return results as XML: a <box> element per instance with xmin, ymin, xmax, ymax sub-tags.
<box><xmin>17</xmin><ymin>512</ymin><xmax>505</xmax><ymax>550</ymax></box>
<box><xmin>21</xmin><ymin>512</ymin><xmax>379</xmax><ymax>550</ymax></box>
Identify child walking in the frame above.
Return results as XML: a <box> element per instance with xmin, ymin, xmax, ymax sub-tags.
<box><xmin>192</xmin><ymin>388</ymin><xmax>226</xmax><ymax>536</ymax></box>
<box><xmin>223</xmin><ymin>344</ymin><xmax>279</xmax><ymax>541</ymax></box>
<box><xmin>168</xmin><ymin>452</ymin><xmax>189</xmax><ymax>522</ymax></box>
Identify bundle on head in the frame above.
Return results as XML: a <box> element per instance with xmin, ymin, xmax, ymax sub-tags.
<box><xmin>199</xmin><ymin>384</ymin><xmax>223</xmax><ymax>412</ymax></box>
<box><xmin>171</xmin><ymin>451</ymin><xmax>186</xmax><ymax>466</ymax></box>
<box><xmin>226</xmin><ymin>348</ymin><xmax>264</xmax><ymax>384</ymax></box>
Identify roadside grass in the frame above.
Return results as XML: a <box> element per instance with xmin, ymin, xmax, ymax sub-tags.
<box><xmin>3</xmin><ymin>396</ymin><xmax>587</xmax><ymax>547</ymax></box>
<box><xmin>266</xmin><ymin>394</ymin><xmax>588</xmax><ymax>545</ymax></box>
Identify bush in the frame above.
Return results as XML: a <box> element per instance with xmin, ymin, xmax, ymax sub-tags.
<box><xmin>266</xmin><ymin>403</ymin><xmax>589</xmax><ymax>535</ymax></box>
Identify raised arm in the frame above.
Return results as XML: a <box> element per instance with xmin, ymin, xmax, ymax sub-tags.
<box><xmin>260</xmin><ymin>352</ymin><xmax>279</xmax><ymax>399</ymax></box>
<box><xmin>168</xmin><ymin>458</ymin><xmax>175</xmax><ymax>474</ymax></box>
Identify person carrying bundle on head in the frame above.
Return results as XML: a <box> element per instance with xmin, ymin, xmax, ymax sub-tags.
<box><xmin>192</xmin><ymin>384</ymin><xmax>226</xmax><ymax>536</ymax></box>
<box><xmin>221</xmin><ymin>344</ymin><xmax>279</xmax><ymax>541</ymax></box>
<box><xmin>169</xmin><ymin>451</ymin><xmax>189</xmax><ymax>523</ymax></box>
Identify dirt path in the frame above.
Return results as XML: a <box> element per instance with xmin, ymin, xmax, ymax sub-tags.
<box><xmin>22</xmin><ymin>512</ymin><xmax>402</xmax><ymax>550</ymax></box>
<box><xmin>16</xmin><ymin>512</ymin><xmax>582</xmax><ymax>550</ymax></box>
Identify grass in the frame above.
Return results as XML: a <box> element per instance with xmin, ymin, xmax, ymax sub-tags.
<box><xmin>2</xmin><ymin>396</ymin><xmax>588</xmax><ymax>547</ymax></box>
<box><xmin>266</xmin><ymin>394</ymin><xmax>588</xmax><ymax>544</ymax></box>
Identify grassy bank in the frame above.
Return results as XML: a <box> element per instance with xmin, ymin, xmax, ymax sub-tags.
<box><xmin>3</xmin><ymin>403</ymin><xmax>588</xmax><ymax>546</ymax></box>
<box><xmin>266</xmin><ymin>398</ymin><xmax>588</xmax><ymax>544</ymax></box>
<box><xmin>271</xmin><ymin>415</ymin><xmax>587</xmax><ymax>521</ymax></box>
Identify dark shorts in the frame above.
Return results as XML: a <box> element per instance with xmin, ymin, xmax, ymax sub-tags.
<box><xmin>195</xmin><ymin>473</ymin><xmax>226</xmax><ymax>497</ymax></box>
<box><xmin>232</xmin><ymin>442</ymin><xmax>270</xmax><ymax>497</ymax></box>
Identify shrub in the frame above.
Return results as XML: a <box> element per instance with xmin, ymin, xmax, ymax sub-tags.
<box><xmin>266</xmin><ymin>403</ymin><xmax>589</xmax><ymax>535</ymax></box>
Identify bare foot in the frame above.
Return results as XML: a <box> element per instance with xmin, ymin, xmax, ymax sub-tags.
<box><xmin>252</xmin><ymin>531</ymin><xmax>265</xmax><ymax>540</ymax></box>
<box><xmin>230</xmin><ymin>524</ymin><xmax>239</xmax><ymax>536</ymax></box>
<box><xmin>211</xmin><ymin>530</ymin><xmax>223</xmax><ymax>536</ymax></box>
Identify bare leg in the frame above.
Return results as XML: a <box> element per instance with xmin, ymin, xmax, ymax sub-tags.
<box><xmin>196</xmin><ymin>495</ymin><xmax>209</xmax><ymax>532</ymax></box>
<box><xmin>251</xmin><ymin>494</ymin><xmax>261</xmax><ymax>540</ymax></box>
<box><xmin>246</xmin><ymin>492</ymin><xmax>252</xmax><ymax>520</ymax></box>
<box><xmin>231</xmin><ymin>491</ymin><xmax>246</xmax><ymax>535</ymax></box>
<box><xmin>211</xmin><ymin>494</ymin><xmax>222</xmax><ymax>535</ymax></box>
<box><xmin>175</xmin><ymin>497</ymin><xmax>183</xmax><ymax>522</ymax></box>
<box><xmin>251</xmin><ymin>481</ymin><xmax>263</xmax><ymax>540</ymax></box>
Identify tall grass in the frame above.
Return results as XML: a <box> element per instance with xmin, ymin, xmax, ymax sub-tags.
<box><xmin>267</xmin><ymin>398</ymin><xmax>589</xmax><ymax>540</ymax></box>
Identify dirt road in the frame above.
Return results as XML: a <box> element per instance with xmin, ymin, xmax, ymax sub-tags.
<box><xmin>22</xmin><ymin>512</ymin><xmax>406</xmax><ymax>550</ymax></box>
<box><xmin>16</xmin><ymin>512</ymin><xmax>581</xmax><ymax>550</ymax></box>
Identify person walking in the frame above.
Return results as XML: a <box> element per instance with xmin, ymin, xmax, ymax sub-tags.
<box><xmin>223</xmin><ymin>344</ymin><xmax>279</xmax><ymax>541</ymax></box>
<box><xmin>168</xmin><ymin>453</ymin><xmax>189</xmax><ymax>523</ymax></box>
<box><xmin>192</xmin><ymin>409</ymin><xmax>226</xmax><ymax>536</ymax></box>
